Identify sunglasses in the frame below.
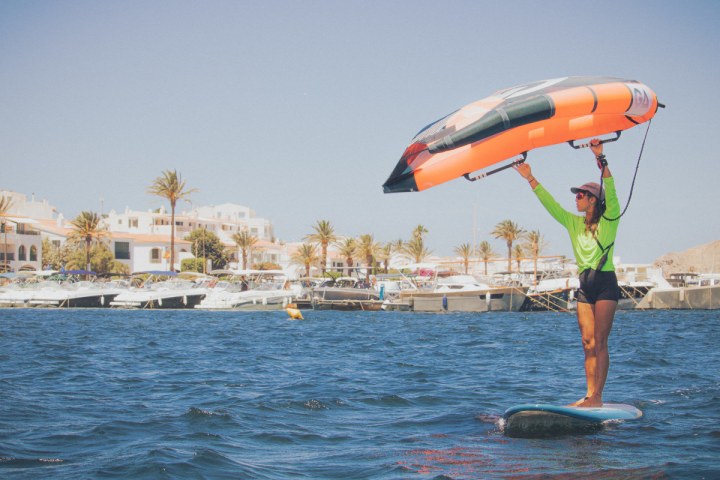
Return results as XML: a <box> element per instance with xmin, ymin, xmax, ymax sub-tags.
<box><xmin>575</xmin><ymin>191</ymin><xmax>587</xmax><ymax>200</ymax></box>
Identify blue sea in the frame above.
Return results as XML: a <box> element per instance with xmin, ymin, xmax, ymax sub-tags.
<box><xmin>1</xmin><ymin>308</ymin><xmax>718</xmax><ymax>479</ymax></box>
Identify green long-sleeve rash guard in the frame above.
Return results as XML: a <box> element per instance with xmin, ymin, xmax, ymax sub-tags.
<box><xmin>532</xmin><ymin>176</ymin><xmax>621</xmax><ymax>273</ymax></box>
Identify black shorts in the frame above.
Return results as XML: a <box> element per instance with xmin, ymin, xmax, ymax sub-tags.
<box><xmin>577</xmin><ymin>270</ymin><xmax>620</xmax><ymax>304</ymax></box>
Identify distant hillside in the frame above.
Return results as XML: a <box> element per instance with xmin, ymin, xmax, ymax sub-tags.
<box><xmin>653</xmin><ymin>240</ymin><xmax>720</xmax><ymax>275</ymax></box>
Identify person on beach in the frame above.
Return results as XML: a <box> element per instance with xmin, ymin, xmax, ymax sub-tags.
<box><xmin>514</xmin><ymin>139</ymin><xmax>620</xmax><ymax>408</ymax></box>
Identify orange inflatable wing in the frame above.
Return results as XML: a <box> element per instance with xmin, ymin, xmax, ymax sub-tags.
<box><xmin>382</xmin><ymin>77</ymin><xmax>660</xmax><ymax>193</ymax></box>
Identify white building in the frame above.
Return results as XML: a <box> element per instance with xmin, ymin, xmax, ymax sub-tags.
<box><xmin>103</xmin><ymin>202</ymin><xmax>277</xmax><ymax>272</ymax></box>
<box><xmin>107</xmin><ymin>232</ymin><xmax>193</xmax><ymax>273</ymax></box>
<box><xmin>0</xmin><ymin>190</ymin><xmax>53</xmax><ymax>272</ymax></box>
<box><xmin>191</xmin><ymin>203</ymin><xmax>274</xmax><ymax>242</ymax></box>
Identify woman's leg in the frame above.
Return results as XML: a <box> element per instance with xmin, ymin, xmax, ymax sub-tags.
<box><xmin>573</xmin><ymin>300</ymin><xmax>617</xmax><ymax>407</ymax></box>
<box><xmin>570</xmin><ymin>301</ymin><xmax>596</xmax><ymax>406</ymax></box>
<box><xmin>589</xmin><ymin>299</ymin><xmax>617</xmax><ymax>405</ymax></box>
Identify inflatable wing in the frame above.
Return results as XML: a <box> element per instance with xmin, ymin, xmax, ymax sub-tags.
<box><xmin>382</xmin><ymin>76</ymin><xmax>660</xmax><ymax>193</ymax></box>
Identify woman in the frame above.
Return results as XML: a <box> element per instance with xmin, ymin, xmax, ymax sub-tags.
<box><xmin>514</xmin><ymin>139</ymin><xmax>620</xmax><ymax>408</ymax></box>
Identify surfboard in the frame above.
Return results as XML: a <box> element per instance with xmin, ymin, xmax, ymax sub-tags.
<box><xmin>503</xmin><ymin>403</ymin><xmax>642</xmax><ymax>437</ymax></box>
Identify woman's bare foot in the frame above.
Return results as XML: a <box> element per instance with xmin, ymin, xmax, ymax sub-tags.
<box><xmin>576</xmin><ymin>395</ymin><xmax>603</xmax><ymax>408</ymax></box>
<box><xmin>568</xmin><ymin>396</ymin><xmax>589</xmax><ymax>407</ymax></box>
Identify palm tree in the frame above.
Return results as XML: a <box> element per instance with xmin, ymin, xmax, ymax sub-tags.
<box><xmin>335</xmin><ymin>237</ymin><xmax>356</xmax><ymax>276</ymax></box>
<box><xmin>525</xmin><ymin>230</ymin><xmax>546</xmax><ymax>286</ymax></box>
<box><xmin>492</xmin><ymin>220</ymin><xmax>526</xmax><ymax>272</ymax></box>
<box><xmin>513</xmin><ymin>244</ymin><xmax>525</xmax><ymax>273</ymax></box>
<box><xmin>232</xmin><ymin>230</ymin><xmax>258</xmax><ymax>270</ymax></box>
<box><xmin>401</xmin><ymin>235</ymin><xmax>432</xmax><ymax>264</ymax></box>
<box><xmin>304</xmin><ymin>220</ymin><xmax>336</xmax><ymax>276</ymax></box>
<box><xmin>147</xmin><ymin>170</ymin><xmax>197</xmax><ymax>271</ymax></box>
<box><xmin>0</xmin><ymin>196</ymin><xmax>13</xmax><ymax>272</ymax></box>
<box><xmin>291</xmin><ymin>243</ymin><xmax>318</xmax><ymax>277</ymax></box>
<box><xmin>355</xmin><ymin>234</ymin><xmax>380</xmax><ymax>275</ymax></box>
<box><xmin>412</xmin><ymin>224</ymin><xmax>428</xmax><ymax>240</ymax></box>
<box><xmin>454</xmin><ymin>243</ymin><xmax>474</xmax><ymax>274</ymax></box>
<box><xmin>378</xmin><ymin>243</ymin><xmax>393</xmax><ymax>273</ymax></box>
<box><xmin>477</xmin><ymin>240</ymin><xmax>495</xmax><ymax>276</ymax></box>
<box><xmin>69</xmin><ymin>211</ymin><xmax>106</xmax><ymax>273</ymax></box>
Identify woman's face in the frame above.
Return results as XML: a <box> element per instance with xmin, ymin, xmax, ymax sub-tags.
<box><xmin>575</xmin><ymin>191</ymin><xmax>595</xmax><ymax>213</ymax></box>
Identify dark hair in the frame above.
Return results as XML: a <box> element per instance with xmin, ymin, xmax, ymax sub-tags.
<box><xmin>585</xmin><ymin>194</ymin><xmax>606</xmax><ymax>233</ymax></box>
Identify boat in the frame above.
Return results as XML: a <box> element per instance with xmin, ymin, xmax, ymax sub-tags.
<box><xmin>636</xmin><ymin>272</ymin><xmax>720</xmax><ymax>310</ymax></box>
<box><xmin>0</xmin><ymin>271</ymin><xmax>60</xmax><ymax>307</ymax></box>
<box><xmin>310</xmin><ymin>277</ymin><xmax>382</xmax><ymax>310</ymax></box>
<box><xmin>110</xmin><ymin>271</ymin><xmax>210</xmax><ymax>309</ymax></box>
<box><xmin>28</xmin><ymin>271</ymin><xmax>127</xmax><ymax>308</ymax></box>
<box><xmin>386</xmin><ymin>269</ymin><xmax>526</xmax><ymax>312</ymax></box>
<box><xmin>615</xmin><ymin>263</ymin><xmax>672</xmax><ymax>310</ymax></box>
<box><xmin>520</xmin><ymin>272</ymin><xmax>579</xmax><ymax>312</ymax></box>
<box><xmin>195</xmin><ymin>270</ymin><xmax>301</xmax><ymax>310</ymax></box>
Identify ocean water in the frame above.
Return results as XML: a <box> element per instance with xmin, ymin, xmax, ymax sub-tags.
<box><xmin>0</xmin><ymin>308</ymin><xmax>718</xmax><ymax>479</ymax></box>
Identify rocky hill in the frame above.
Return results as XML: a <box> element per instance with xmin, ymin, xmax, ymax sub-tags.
<box><xmin>653</xmin><ymin>240</ymin><xmax>720</xmax><ymax>275</ymax></box>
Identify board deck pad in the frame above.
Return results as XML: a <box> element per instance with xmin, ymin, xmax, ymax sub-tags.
<box><xmin>503</xmin><ymin>403</ymin><xmax>642</xmax><ymax>437</ymax></box>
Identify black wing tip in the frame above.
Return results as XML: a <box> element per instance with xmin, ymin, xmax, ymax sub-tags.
<box><xmin>382</xmin><ymin>173</ymin><xmax>418</xmax><ymax>193</ymax></box>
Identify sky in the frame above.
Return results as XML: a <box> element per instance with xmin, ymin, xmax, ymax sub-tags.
<box><xmin>1</xmin><ymin>0</ymin><xmax>719</xmax><ymax>264</ymax></box>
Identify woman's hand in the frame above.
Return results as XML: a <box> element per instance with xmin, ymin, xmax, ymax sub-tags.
<box><xmin>590</xmin><ymin>138</ymin><xmax>612</xmax><ymax>177</ymax></box>
<box><xmin>514</xmin><ymin>162</ymin><xmax>533</xmax><ymax>180</ymax></box>
<box><xmin>514</xmin><ymin>162</ymin><xmax>538</xmax><ymax>188</ymax></box>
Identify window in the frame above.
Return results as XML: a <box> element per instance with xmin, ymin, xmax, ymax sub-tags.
<box><xmin>18</xmin><ymin>245</ymin><xmax>26</xmax><ymax>261</ymax></box>
<box><xmin>52</xmin><ymin>240</ymin><xmax>61</xmax><ymax>248</ymax></box>
<box><xmin>129</xmin><ymin>218</ymin><xmax>138</xmax><ymax>228</ymax></box>
<box><xmin>115</xmin><ymin>242</ymin><xmax>130</xmax><ymax>260</ymax></box>
<box><xmin>29</xmin><ymin>246</ymin><xmax>38</xmax><ymax>261</ymax></box>
<box><xmin>150</xmin><ymin>248</ymin><xmax>161</xmax><ymax>263</ymax></box>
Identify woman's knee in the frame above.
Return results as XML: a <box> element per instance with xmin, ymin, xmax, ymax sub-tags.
<box><xmin>581</xmin><ymin>335</ymin><xmax>596</xmax><ymax>353</ymax></box>
<box><xmin>594</xmin><ymin>335</ymin><xmax>609</xmax><ymax>352</ymax></box>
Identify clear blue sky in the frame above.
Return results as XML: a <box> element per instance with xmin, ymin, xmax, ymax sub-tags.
<box><xmin>1</xmin><ymin>1</ymin><xmax>718</xmax><ymax>263</ymax></box>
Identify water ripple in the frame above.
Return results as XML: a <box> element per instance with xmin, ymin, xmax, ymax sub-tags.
<box><xmin>0</xmin><ymin>309</ymin><xmax>718</xmax><ymax>478</ymax></box>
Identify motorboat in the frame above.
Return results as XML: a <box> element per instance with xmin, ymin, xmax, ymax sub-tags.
<box><xmin>311</xmin><ymin>277</ymin><xmax>380</xmax><ymax>301</ymax></box>
<box><xmin>520</xmin><ymin>273</ymin><xmax>579</xmax><ymax>312</ymax></box>
<box><xmin>28</xmin><ymin>271</ymin><xmax>128</xmax><ymax>308</ymax></box>
<box><xmin>195</xmin><ymin>270</ymin><xmax>301</xmax><ymax>310</ymax></box>
<box><xmin>310</xmin><ymin>276</ymin><xmax>383</xmax><ymax>310</ymax></box>
<box><xmin>110</xmin><ymin>271</ymin><xmax>210</xmax><ymax>309</ymax></box>
<box><xmin>0</xmin><ymin>271</ymin><xmax>60</xmax><ymax>307</ymax></box>
<box><xmin>391</xmin><ymin>268</ymin><xmax>526</xmax><ymax>312</ymax></box>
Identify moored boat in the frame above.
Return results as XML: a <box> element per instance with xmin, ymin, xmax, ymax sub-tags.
<box><xmin>110</xmin><ymin>271</ymin><xmax>209</xmax><ymax>309</ymax></box>
<box><xmin>195</xmin><ymin>270</ymin><xmax>301</xmax><ymax>310</ymax></box>
<box><xmin>28</xmin><ymin>271</ymin><xmax>127</xmax><ymax>308</ymax></box>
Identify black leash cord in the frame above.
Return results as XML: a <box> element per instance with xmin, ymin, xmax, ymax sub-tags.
<box><xmin>600</xmin><ymin>118</ymin><xmax>653</xmax><ymax>222</ymax></box>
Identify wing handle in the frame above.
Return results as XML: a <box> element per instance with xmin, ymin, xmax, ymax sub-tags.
<box><xmin>568</xmin><ymin>131</ymin><xmax>622</xmax><ymax>149</ymax></box>
<box><xmin>464</xmin><ymin>152</ymin><xmax>527</xmax><ymax>182</ymax></box>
